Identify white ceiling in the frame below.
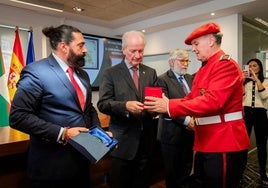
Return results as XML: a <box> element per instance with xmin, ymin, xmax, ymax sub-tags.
<box><xmin>1</xmin><ymin>0</ymin><xmax>268</xmax><ymax>35</ymax></box>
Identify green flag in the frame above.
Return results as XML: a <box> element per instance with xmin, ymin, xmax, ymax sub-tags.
<box><xmin>0</xmin><ymin>47</ymin><xmax>10</xmax><ymax>127</ymax></box>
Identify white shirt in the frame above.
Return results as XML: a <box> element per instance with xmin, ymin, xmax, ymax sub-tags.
<box><xmin>243</xmin><ymin>78</ymin><xmax>268</xmax><ymax>108</ymax></box>
<box><xmin>52</xmin><ymin>53</ymin><xmax>87</xmax><ymax>142</ymax></box>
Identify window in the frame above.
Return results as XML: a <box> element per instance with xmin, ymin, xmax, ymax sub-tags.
<box><xmin>0</xmin><ymin>25</ymin><xmax>29</xmax><ymax>75</ymax></box>
<box><xmin>256</xmin><ymin>51</ymin><xmax>268</xmax><ymax>77</ymax></box>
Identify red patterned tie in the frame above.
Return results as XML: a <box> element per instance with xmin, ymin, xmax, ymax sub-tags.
<box><xmin>131</xmin><ymin>66</ymin><xmax>139</xmax><ymax>90</ymax></box>
<box><xmin>67</xmin><ymin>67</ymin><xmax>85</xmax><ymax>109</ymax></box>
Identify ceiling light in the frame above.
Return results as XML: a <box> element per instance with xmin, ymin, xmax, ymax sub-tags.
<box><xmin>255</xmin><ymin>17</ymin><xmax>268</xmax><ymax>27</ymax></box>
<box><xmin>73</xmin><ymin>6</ymin><xmax>84</xmax><ymax>12</ymax></box>
<box><xmin>141</xmin><ymin>29</ymin><xmax>146</xmax><ymax>33</ymax></box>
<box><xmin>10</xmin><ymin>0</ymin><xmax>63</xmax><ymax>12</ymax></box>
<box><xmin>210</xmin><ymin>12</ymin><xmax>215</xmax><ymax>16</ymax></box>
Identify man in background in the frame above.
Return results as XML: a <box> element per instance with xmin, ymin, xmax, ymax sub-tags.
<box><xmin>9</xmin><ymin>24</ymin><xmax>100</xmax><ymax>188</ymax></box>
<box><xmin>144</xmin><ymin>22</ymin><xmax>250</xmax><ymax>188</ymax></box>
<box><xmin>157</xmin><ymin>48</ymin><xmax>194</xmax><ymax>188</ymax></box>
<box><xmin>98</xmin><ymin>30</ymin><xmax>158</xmax><ymax>188</ymax></box>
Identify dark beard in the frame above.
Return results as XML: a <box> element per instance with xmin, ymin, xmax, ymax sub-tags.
<box><xmin>67</xmin><ymin>50</ymin><xmax>86</xmax><ymax>68</ymax></box>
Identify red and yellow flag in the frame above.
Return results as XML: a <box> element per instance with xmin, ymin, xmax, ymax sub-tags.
<box><xmin>8</xmin><ymin>27</ymin><xmax>25</xmax><ymax>101</ymax></box>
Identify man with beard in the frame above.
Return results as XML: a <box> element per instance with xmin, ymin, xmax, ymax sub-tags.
<box><xmin>9</xmin><ymin>24</ymin><xmax>100</xmax><ymax>188</ymax></box>
<box><xmin>144</xmin><ymin>22</ymin><xmax>250</xmax><ymax>187</ymax></box>
<box><xmin>157</xmin><ymin>49</ymin><xmax>195</xmax><ymax>188</ymax></box>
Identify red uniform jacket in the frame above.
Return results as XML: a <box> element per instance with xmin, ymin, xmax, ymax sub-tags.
<box><xmin>169</xmin><ymin>50</ymin><xmax>250</xmax><ymax>152</ymax></box>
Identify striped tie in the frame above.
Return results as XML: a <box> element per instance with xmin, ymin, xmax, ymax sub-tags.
<box><xmin>179</xmin><ymin>75</ymin><xmax>189</xmax><ymax>94</ymax></box>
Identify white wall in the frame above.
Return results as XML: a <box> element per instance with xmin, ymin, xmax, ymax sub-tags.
<box><xmin>143</xmin><ymin>14</ymin><xmax>242</xmax><ymax>75</ymax></box>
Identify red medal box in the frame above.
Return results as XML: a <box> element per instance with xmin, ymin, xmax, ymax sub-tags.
<box><xmin>144</xmin><ymin>87</ymin><xmax>162</xmax><ymax>98</ymax></box>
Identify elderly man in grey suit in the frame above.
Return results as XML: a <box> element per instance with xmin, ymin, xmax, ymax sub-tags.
<box><xmin>157</xmin><ymin>49</ymin><xmax>195</xmax><ymax>188</ymax></box>
<box><xmin>9</xmin><ymin>25</ymin><xmax>100</xmax><ymax>188</ymax></box>
<box><xmin>98</xmin><ymin>30</ymin><xmax>158</xmax><ymax>188</ymax></box>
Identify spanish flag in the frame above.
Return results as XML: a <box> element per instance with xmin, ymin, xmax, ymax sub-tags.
<box><xmin>0</xmin><ymin>47</ymin><xmax>10</xmax><ymax>127</ymax></box>
<box><xmin>8</xmin><ymin>27</ymin><xmax>25</xmax><ymax>101</ymax></box>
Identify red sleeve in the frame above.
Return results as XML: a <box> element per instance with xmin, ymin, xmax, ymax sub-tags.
<box><xmin>169</xmin><ymin>59</ymin><xmax>243</xmax><ymax>118</ymax></box>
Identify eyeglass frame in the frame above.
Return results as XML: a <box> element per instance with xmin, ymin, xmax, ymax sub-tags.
<box><xmin>175</xmin><ymin>59</ymin><xmax>191</xmax><ymax>64</ymax></box>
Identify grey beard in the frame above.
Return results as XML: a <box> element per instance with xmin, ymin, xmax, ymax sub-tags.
<box><xmin>174</xmin><ymin>68</ymin><xmax>187</xmax><ymax>75</ymax></box>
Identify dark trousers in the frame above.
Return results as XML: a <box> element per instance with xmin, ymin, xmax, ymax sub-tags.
<box><xmin>244</xmin><ymin>107</ymin><xmax>268</xmax><ymax>179</ymax></box>
<box><xmin>110</xmin><ymin>155</ymin><xmax>151</xmax><ymax>188</ymax></box>
<box><xmin>161</xmin><ymin>143</ymin><xmax>193</xmax><ymax>188</ymax></box>
<box><xmin>30</xmin><ymin>178</ymin><xmax>90</xmax><ymax>188</ymax></box>
<box><xmin>191</xmin><ymin>150</ymin><xmax>248</xmax><ymax>188</ymax></box>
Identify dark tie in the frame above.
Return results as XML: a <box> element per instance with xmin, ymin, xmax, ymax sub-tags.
<box><xmin>67</xmin><ymin>67</ymin><xmax>85</xmax><ymax>109</ymax></box>
<box><xmin>131</xmin><ymin>66</ymin><xmax>139</xmax><ymax>90</ymax></box>
<box><xmin>179</xmin><ymin>75</ymin><xmax>189</xmax><ymax>94</ymax></box>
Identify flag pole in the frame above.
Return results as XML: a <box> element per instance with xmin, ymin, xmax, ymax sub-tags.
<box><xmin>26</xmin><ymin>26</ymin><xmax>35</xmax><ymax>64</ymax></box>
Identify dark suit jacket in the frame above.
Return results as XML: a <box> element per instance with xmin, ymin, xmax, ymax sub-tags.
<box><xmin>157</xmin><ymin>70</ymin><xmax>194</xmax><ymax>145</ymax></box>
<box><xmin>9</xmin><ymin>54</ymin><xmax>100</xmax><ymax>180</ymax></box>
<box><xmin>97</xmin><ymin>61</ymin><xmax>158</xmax><ymax>160</ymax></box>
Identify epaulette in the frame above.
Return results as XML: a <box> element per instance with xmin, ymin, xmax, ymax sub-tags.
<box><xmin>219</xmin><ymin>54</ymin><xmax>231</xmax><ymax>61</ymax></box>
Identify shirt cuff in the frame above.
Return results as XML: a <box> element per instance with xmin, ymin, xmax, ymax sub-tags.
<box><xmin>57</xmin><ymin>127</ymin><xmax>64</xmax><ymax>142</ymax></box>
<box><xmin>167</xmin><ymin>101</ymin><xmax>171</xmax><ymax>117</ymax></box>
<box><xmin>258</xmin><ymin>88</ymin><xmax>265</xmax><ymax>92</ymax></box>
<box><xmin>183</xmin><ymin>116</ymin><xmax>191</xmax><ymax>126</ymax></box>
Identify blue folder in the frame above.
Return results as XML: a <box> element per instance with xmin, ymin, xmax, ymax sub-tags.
<box><xmin>68</xmin><ymin>126</ymin><xmax>117</xmax><ymax>163</ymax></box>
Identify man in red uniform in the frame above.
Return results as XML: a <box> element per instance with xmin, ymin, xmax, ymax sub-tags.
<box><xmin>144</xmin><ymin>22</ymin><xmax>250</xmax><ymax>188</ymax></box>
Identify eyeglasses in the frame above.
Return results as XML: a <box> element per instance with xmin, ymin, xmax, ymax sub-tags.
<box><xmin>176</xmin><ymin>59</ymin><xmax>191</xmax><ymax>64</ymax></box>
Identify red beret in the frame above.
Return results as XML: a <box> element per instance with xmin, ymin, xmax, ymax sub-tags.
<box><xmin>184</xmin><ymin>22</ymin><xmax>221</xmax><ymax>45</ymax></box>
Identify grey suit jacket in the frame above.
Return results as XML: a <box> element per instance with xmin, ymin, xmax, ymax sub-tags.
<box><xmin>9</xmin><ymin>54</ymin><xmax>100</xmax><ymax>180</ymax></box>
<box><xmin>157</xmin><ymin>70</ymin><xmax>194</xmax><ymax>144</ymax></box>
<box><xmin>97</xmin><ymin>61</ymin><xmax>158</xmax><ymax>160</ymax></box>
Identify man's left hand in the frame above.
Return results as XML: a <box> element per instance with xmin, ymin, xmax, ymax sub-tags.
<box><xmin>144</xmin><ymin>94</ymin><xmax>169</xmax><ymax>114</ymax></box>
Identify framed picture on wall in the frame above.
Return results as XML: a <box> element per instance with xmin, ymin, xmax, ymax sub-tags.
<box><xmin>83</xmin><ymin>37</ymin><xmax>99</xmax><ymax>69</ymax></box>
<box><xmin>82</xmin><ymin>33</ymin><xmax>123</xmax><ymax>90</ymax></box>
